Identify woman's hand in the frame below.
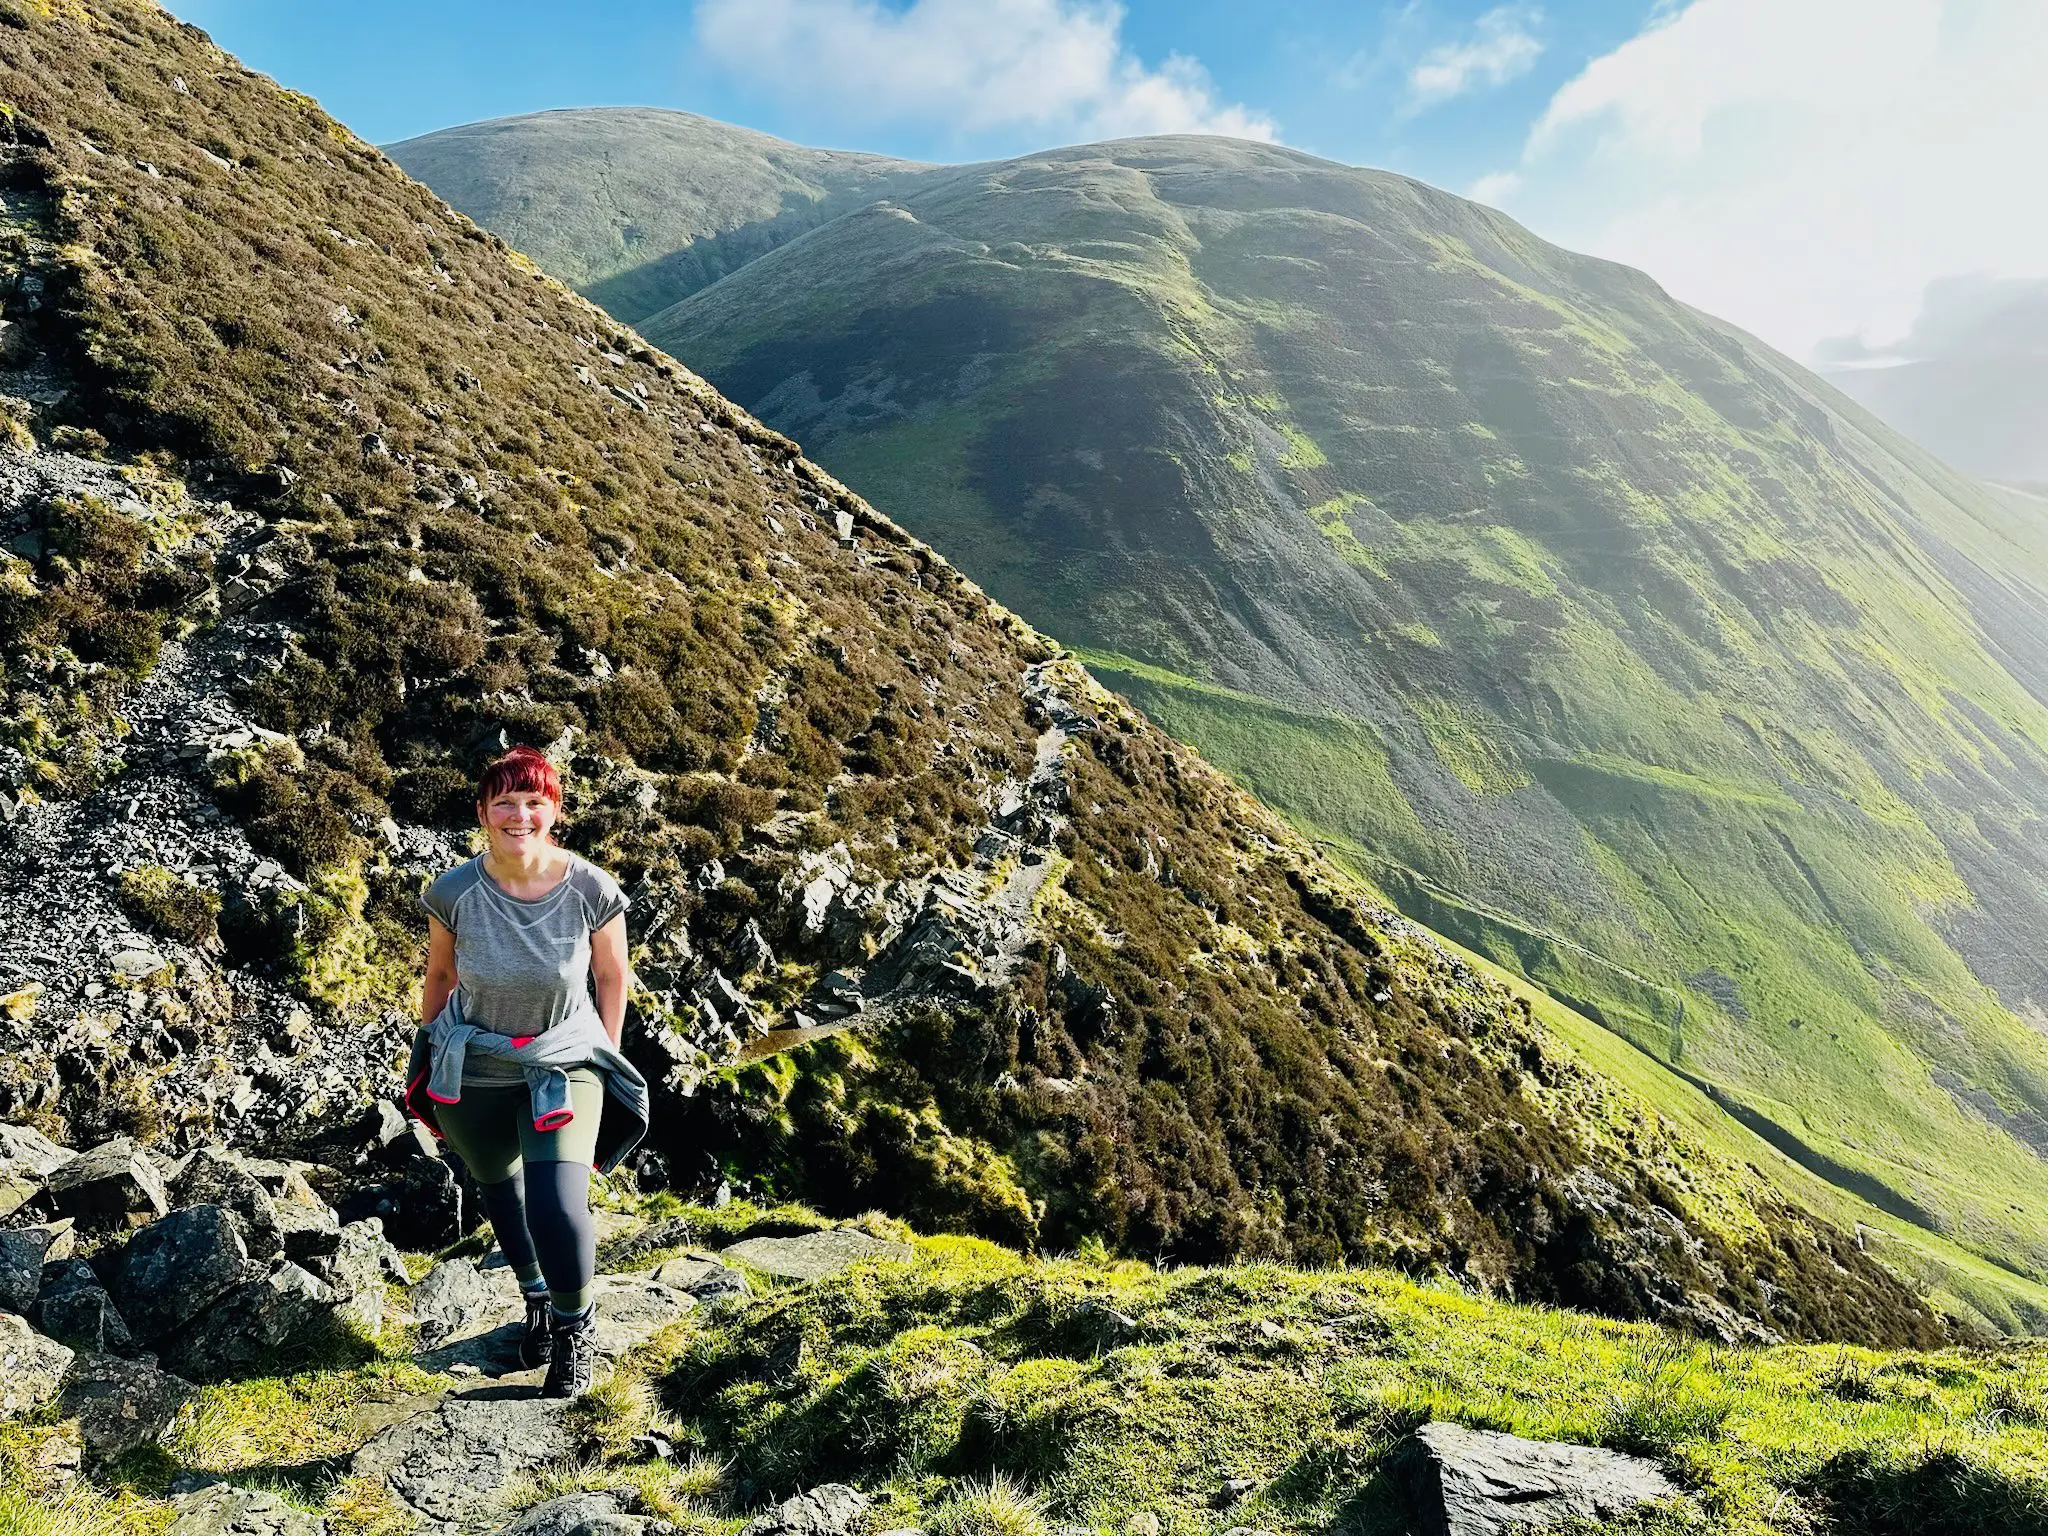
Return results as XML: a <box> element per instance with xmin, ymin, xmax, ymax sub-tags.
<box><xmin>422</xmin><ymin>916</ymin><xmax>458</xmax><ymax>1025</ymax></box>
<box><xmin>591</xmin><ymin>913</ymin><xmax>629</xmax><ymax>1047</ymax></box>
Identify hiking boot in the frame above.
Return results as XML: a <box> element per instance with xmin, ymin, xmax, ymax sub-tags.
<box><xmin>518</xmin><ymin>1290</ymin><xmax>551</xmax><ymax>1370</ymax></box>
<box><xmin>540</xmin><ymin>1304</ymin><xmax>597</xmax><ymax>1399</ymax></box>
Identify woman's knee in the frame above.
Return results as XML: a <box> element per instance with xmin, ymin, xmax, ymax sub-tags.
<box><xmin>521</xmin><ymin>1161</ymin><xmax>595</xmax><ymax>1248</ymax></box>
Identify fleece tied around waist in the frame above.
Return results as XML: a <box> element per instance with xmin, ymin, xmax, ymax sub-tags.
<box><xmin>404</xmin><ymin>991</ymin><xmax>650</xmax><ymax>1173</ymax></box>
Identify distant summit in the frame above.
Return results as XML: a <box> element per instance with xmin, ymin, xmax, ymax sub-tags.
<box><xmin>404</xmin><ymin>109</ymin><xmax>2048</xmax><ymax>1323</ymax></box>
<box><xmin>388</xmin><ymin>108</ymin><xmax>928</xmax><ymax>326</ymax></box>
<box><xmin>0</xmin><ymin>3</ymin><xmax>1949</xmax><ymax>1344</ymax></box>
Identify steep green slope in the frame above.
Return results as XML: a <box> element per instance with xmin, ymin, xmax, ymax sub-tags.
<box><xmin>386</xmin><ymin>108</ymin><xmax>927</xmax><ymax>325</ymax></box>
<box><xmin>0</xmin><ymin>1</ymin><xmax>1955</xmax><ymax>1344</ymax></box>
<box><xmin>522</xmin><ymin>134</ymin><xmax>2048</xmax><ymax>1286</ymax></box>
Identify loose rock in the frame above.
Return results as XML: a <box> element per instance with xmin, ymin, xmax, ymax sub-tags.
<box><xmin>493</xmin><ymin>1491</ymin><xmax>649</xmax><ymax>1535</ymax></box>
<box><xmin>114</xmin><ymin>1203</ymin><xmax>254</xmax><ymax>1340</ymax></box>
<box><xmin>410</xmin><ymin>1257</ymin><xmax>501</xmax><ymax>1349</ymax></box>
<box><xmin>739</xmin><ymin>1484</ymin><xmax>870</xmax><ymax>1536</ymax></box>
<box><xmin>42</xmin><ymin>1136</ymin><xmax>168</xmax><ymax>1228</ymax></box>
<box><xmin>0</xmin><ymin>1225</ymin><xmax>54</xmax><ymax>1312</ymax></box>
<box><xmin>33</xmin><ymin>1260</ymin><xmax>133</xmax><ymax>1354</ymax></box>
<box><xmin>171</xmin><ymin>1147</ymin><xmax>285</xmax><ymax>1258</ymax></box>
<box><xmin>161</xmin><ymin>1259</ymin><xmax>338</xmax><ymax>1380</ymax></box>
<box><xmin>0</xmin><ymin>1123</ymin><xmax>72</xmax><ymax>1218</ymax></box>
<box><xmin>165</xmin><ymin>1482</ymin><xmax>329</xmax><ymax>1535</ymax></box>
<box><xmin>1397</xmin><ymin>1421</ymin><xmax>1680</xmax><ymax>1535</ymax></box>
<box><xmin>650</xmin><ymin>1255</ymin><xmax>750</xmax><ymax>1306</ymax></box>
<box><xmin>59</xmin><ymin>1351</ymin><xmax>194</xmax><ymax>1463</ymax></box>
<box><xmin>0</xmin><ymin>1308</ymin><xmax>72</xmax><ymax>1415</ymax></box>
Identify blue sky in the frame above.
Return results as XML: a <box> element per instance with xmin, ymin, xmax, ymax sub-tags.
<box><xmin>167</xmin><ymin>0</ymin><xmax>1645</xmax><ymax>184</ymax></box>
<box><xmin>166</xmin><ymin>1</ymin><xmax>2048</xmax><ymax>362</ymax></box>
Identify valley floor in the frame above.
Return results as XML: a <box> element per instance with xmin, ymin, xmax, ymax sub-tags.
<box><xmin>6</xmin><ymin>1192</ymin><xmax>2048</xmax><ymax>1536</ymax></box>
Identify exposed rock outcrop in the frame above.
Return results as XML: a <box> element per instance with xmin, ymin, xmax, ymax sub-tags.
<box><xmin>1397</xmin><ymin>1421</ymin><xmax>1680</xmax><ymax>1535</ymax></box>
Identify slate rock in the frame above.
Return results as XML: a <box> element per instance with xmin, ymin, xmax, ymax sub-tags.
<box><xmin>166</xmin><ymin>1482</ymin><xmax>329</xmax><ymax>1535</ymax></box>
<box><xmin>162</xmin><ymin>1261</ymin><xmax>337</xmax><ymax>1381</ymax></box>
<box><xmin>43</xmin><ymin>1136</ymin><xmax>167</xmax><ymax>1228</ymax></box>
<box><xmin>34</xmin><ymin>1266</ymin><xmax>134</xmax><ymax>1354</ymax></box>
<box><xmin>650</xmin><ymin>1255</ymin><xmax>751</xmax><ymax>1306</ymax></box>
<box><xmin>0</xmin><ymin>1308</ymin><xmax>72</xmax><ymax>1415</ymax></box>
<box><xmin>382</xmin><ymin>1156</ymin><xmax>465</xmax><ymax>1248</ymax></box>
<box><xmin>116</xmin><ymin>1204</ymin><xmax>254</xmax><ymax>1340</ymax></box>
<box><xmin>493</xmin><ymin>1491</ymin><xmax>648</xmax><ymax>1535</ymax></box>
<box><xmin>0</xmin><ymin>1225</ymin><xmax>53</xmax><ymax>1312</ymax></box>
<box><xmin>172</xmin><ymin>1147</ymin><xmax>285</xmax><ymax>1258</ymax></box>
<box><xmin>414</xmin><ymin>1267</ymin><xmax>694</xmax><ymax>1379</ymax></box>
<box><xmin>0</xmin><ymin>1123</ymin><xmax>73</xmax><ymax>1218</ymax></box>
<box><xmin>719</xmin><ymin>1229</ymin><xmax>913</xmax><ymax>1281</ymax></box>
<box><xmin>300</xmin><ymin>1219</ymin><xmax>394</xmax><ymax>1334</ymax></box>
<box><xmin>240</xmin><ymin>1156</ymin><xmax>341</xmax><ymax>1243</ymax></box>
<box><xmin>1397</xmin><ymin>1421</ymin><xmax>1680</xmax><ymax>1536</ymax></box>
<box><xmin>59</xmin><ymin>1351</ymin><xmax>194</xmax><ymax>1462</ymax></box>
<box><xmin>411</xmin><ymin>1258</ymin><xmax>501</xmax><ymax>1349</ymax></box>
<box><xmin>350</xmin><ymin>1393</ymin><xmax>577</xmax><ymax>1529</ymax></box>
<box><xmin>739</xmin><ymin>1484</ymin><xmax>870</xmax><ymax>1536</ymax></box>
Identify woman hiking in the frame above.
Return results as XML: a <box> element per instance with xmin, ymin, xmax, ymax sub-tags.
<box><xmin>403</xmin><ymin>745</ymin><xmax>649</xmax><ymax>1398</ymax></box>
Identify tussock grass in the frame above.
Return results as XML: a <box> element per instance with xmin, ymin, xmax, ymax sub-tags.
<box><xmin>655</xmin><ymin>1237</ymin><xmax>2048</xmax><ymax>1536</ymax></box>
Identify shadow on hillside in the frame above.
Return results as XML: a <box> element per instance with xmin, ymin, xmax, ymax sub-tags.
<box><xmin>1799</xmin><ymin>1449</ymin><xmax>2048</xmax><ymax>1536</ymax></box>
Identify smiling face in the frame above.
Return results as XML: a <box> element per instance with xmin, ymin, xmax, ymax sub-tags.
<box><xmin>479</xmin><ymin>788</ymin><xmax>559</xmax><ymax>859</ymax></box>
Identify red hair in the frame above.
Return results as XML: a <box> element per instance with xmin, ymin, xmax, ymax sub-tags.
<box><xmin>476</xmin><ymin>745</ymin><xmax>562</xmax><ymax>809</ymax></box>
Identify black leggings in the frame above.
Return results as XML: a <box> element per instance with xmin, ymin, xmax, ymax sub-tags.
<box><xmin>472</xmin><ymin>1160</ymin><xmax>596</xmax><ymax>1314</ymax></box>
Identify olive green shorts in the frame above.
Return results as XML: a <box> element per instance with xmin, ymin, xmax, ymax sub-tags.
<box><xmin>433</xmin><ymin>1068</ymin><xmax>605</xmax><ymax>1184</ymax></box>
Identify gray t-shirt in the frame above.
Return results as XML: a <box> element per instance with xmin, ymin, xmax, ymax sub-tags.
<box><xmin>421</xmin><ymin>852</ymin><xmax>629</xmax><ymax>1084</ymax></box>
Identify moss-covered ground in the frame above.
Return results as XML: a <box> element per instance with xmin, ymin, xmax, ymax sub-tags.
<box><xmin>7</xmin><ymin>1200</ymin><xmax>2048</xmax><ymax>1536</ymax></box>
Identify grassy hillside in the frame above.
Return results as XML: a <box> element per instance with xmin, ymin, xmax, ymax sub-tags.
<box><xmin>386</xmin><ymin>109</ymin><xmax>928</xmax><ymax>326</ymax></box>
<box><xmin>0</xmin><ymin>2</ymin><xmax>1958</xmax><ymax>1342</ymax></box>
<box><xmin>475</xmin><ymin>130</ymin><xmax>2048</xmax><ymax>1293</ymax></box>
<box><xmin>10</xmin><ymin>1197</ymin><xmax>2048</xmax><ymax>1536</ymax></box>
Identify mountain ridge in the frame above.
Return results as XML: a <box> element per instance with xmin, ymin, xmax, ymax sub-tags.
<box><xmin>0</xmin><ymin>0</ymin><xmax>1956</xmax><ymax>1346</ymax></box>
<box><xmin>394</xmin><ymin>109</ymin><xmax>2048</xmax><ymax>1309</ymax></box>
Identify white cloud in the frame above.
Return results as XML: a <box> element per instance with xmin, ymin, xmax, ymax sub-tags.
<box><xmin>1482</xmin><ymin>0</ymin><xmax>2048</xmax><ymax>361</ymax></box>
<box><xmin>693</xmin><ymin>0</ymin><xmax>1276</xmax><ymax>144</ymax></box>
<box><xmin>1407</xmin><ymin>5</ymin><xmax>1544</xmax><ymax>109</ymax></box>
<box><xmin>1467</xmin><ymin>170</ymin><xmax>1522</xmax><ymax>206</ymax></box>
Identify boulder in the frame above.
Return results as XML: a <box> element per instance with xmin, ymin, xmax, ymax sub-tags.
<box><xmin>341</xmin><ymin>1156</ymin><xmax>465</xmax><ymax>1249</ymax></box>
<box><xmin>42</xmin><ymin>1136</ymin><xmax>167</xmax><ymax>1228</ymax></box>
<box><xmin>162</xmin><ymin>1261</ymin><xmax>338</xmax><ymax>1381</ymax></box>
<box><xmin>650</xmin><ymin>1255</ymin><xmax>750</xmax><ymax>1306</ymax></box>
<box><xmin>0</xmin><ymin>1123</ymin><xmax>73</xmax><ymax>1218</ymax></box>
<box><xmin>297</xmin><ymin>1219</ymin><xmax>395</xmax><ymax>1334</ymax></box>
<box><xmin>350</xmin><ymin>1394</ymin><xmax>577</xmax><ymax>1529</ymax></box>
<box><xmin>171</xmin><ymin>1147</ymin><xmax>285</xmax><ymax>1258</ymax></box>
<box><xmin>0</xmin><ymin>1308</ymin><xmax>72</xmax><ymax>1415</ymax></box>
<box><xmin>739</xmin><ymin>1484</ymin><xmax>870</xmax><ymax>1536</ymax></box>
<box><xmin>166</xmin><ymin>1482</ymin><xmax>329</xmax><ymax>1535</ymax></box>
<box><xmin>240</xmin><ymin>1156</ymin><xmax>341</xmax><ymax>1244</ymax></box>
<box><xmin>115</xmin><ymin>1204</ymin><xmax>254</xmax><ymax>1340</ymax></box>
<box><xmin>34</xmin><ymin>1261</ymin><xmax>134</xmax><ymax>1355</ymax></box>
<box><xmin>59</xmin><ymin>1352</ymin><xmax>194</xmax><ymax>1463</ymax></box>
<box><xmin>493</xmin><ymin>1492</ymin><xmax>648</xmax><ymax>1535</ymax></box>
<box><xmin>720</xmin><ymin>1229</ymin><xmax>913</xmax><ymax>1282</ymax></box>
<box><xmin>0</xmin><ymin>1225</ymin><xmax>54</xmax><ymax>1312</ymax></box>
<box><xmin>1397</xmin><ymin>1422</ymin><xmax>1681</xmax><ymax>1536</ymax></box>
<box><xmin>410</xmin><ymin>1258</ymin><xmax>501</xmax><ymax>1350</ymax></box>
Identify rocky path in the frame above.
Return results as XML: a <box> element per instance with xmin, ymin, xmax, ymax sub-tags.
<box><xmin>338</xmin><ymin>1225</ymin><xmax>910</xmax><ymax>1534</ymax></box>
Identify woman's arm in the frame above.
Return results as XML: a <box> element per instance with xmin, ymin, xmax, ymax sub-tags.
<box><xmin>421</xmin><ymin>917</ymin><xmax>458</xmax><ymax>1025</ymax></box>
<box><xmin>590</xmin><ymin>913</ymin><xmax>629</xmax><ymax>1047</ymax></box>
